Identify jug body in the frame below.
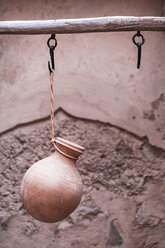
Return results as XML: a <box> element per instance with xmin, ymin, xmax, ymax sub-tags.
<box><xmin>21</xmin><ymin>137</ymin><xmax>84</xmax><ymax>223</ymax></box>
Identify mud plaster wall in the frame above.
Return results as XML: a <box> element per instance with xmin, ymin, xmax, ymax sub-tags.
<box><xmin>0</xmin><ymin>0</ymin><xmax>165</xmax><ymax>149</ymax></box>
<box><xmin>1</xmin><ymin>110</ymin><xmax>165</xmax><ymax>248</ymax></box>
<box><xmin>1</xmin><ymin>1</ymin><xmax>165</xmax><ymax>248</ymax></box>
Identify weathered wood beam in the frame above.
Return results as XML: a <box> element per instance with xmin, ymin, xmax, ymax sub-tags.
<box><xmin>0</xmin><ymin>16</ymin><xmax>165</xmax><ymax>35</ymax></box>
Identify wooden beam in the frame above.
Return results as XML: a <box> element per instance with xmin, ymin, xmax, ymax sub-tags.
<box><xmin>0</xmin><ymin>16</ymin><xmax>165</xmax><ymax>35</ymax></box>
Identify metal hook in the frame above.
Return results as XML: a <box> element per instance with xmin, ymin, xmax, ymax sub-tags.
<box><xmin>132</xmin><ymin>31</ymin><xmax>145</xmax><ymax>69</ymax></box>
<box><xmin>47</xmin><ymin>34</ymin><xmax>57</xmax><ymax>73</ymax></box>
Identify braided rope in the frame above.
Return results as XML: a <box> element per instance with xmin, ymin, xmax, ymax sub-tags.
<box><xmin>50</xmin><ymin>71</ymin><xmax>55</xmax><ymax>145</ymax></box>
<box><xmin>49</xmin><ymin>71</ymin><xmax>78</xmax><ymax>160</ymax></box>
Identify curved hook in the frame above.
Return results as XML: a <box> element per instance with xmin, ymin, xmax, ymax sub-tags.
<box><xmin>47</xmin><ymin>34</ymin><xmax>57</xmax><ymax>73</ymax></box>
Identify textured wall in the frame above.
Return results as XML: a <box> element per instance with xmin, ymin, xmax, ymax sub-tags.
<box><xmin>1</xmin><ymin>110</ymin><xmax>165</xmax><ymax>248</ymax></box>
<box><xmin>0</xmin><ymin>0</ymin><xmax>165</xmax><ymax>149</ymax></box>
<box><xmin>0</xmin><ymin>1</ymin><xmax>165</xmax><ymax>247</ymax></box>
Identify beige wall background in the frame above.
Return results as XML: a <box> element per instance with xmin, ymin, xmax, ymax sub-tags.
<box><xmin>0</xmin><ymin>0</ymin><xmax>165</xmax><ymax>148</ymax></box>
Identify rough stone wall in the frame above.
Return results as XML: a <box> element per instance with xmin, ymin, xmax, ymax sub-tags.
<box><xmin>1</xmin><ymin>110</ymin><xmax>165</xmax><ymax>248</ymax></box>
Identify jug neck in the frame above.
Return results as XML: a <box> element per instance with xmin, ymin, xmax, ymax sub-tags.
<box><xmin>54</xmin><ymin>137</ymin><xmax>84</xmax><ymax>160</ymax></box>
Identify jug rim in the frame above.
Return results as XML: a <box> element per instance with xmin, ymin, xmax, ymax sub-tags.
<box><xmin>55</xmin><ymin>137</ymin><xmax>84</xmax><ymax>160</ymax></box>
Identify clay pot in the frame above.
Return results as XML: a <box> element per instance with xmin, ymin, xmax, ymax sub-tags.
<box><xmin>20</xmin><ymin>137</ymin><xmax>84</xmax><ymax>223</ymax></box>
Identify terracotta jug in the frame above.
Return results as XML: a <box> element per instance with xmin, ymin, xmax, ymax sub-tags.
<box><xmin>20</xmin><ymin>137</ymin><xmax>84</xmax><ymax>223</ymax></box>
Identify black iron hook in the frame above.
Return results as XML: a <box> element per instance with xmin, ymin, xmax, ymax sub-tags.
<box><xmin>132</xmin><ymin>31</ymin><xmax>145</xmax><ymax>69</ymax></box>
<box><xmin>47</xmin><ymin>34</ymin><xmax>57</xmax><ymax>73</ymax></box>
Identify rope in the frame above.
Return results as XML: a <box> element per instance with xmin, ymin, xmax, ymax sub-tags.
<box><xmin>50</xmin><ymin>71</ymin><xmax>55</xmax><ymax>145</ymax></box>
<box><xmin>49</xmin><ymin>66</ymin><xmax>77</xmax><ymax>160</ymax></box>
